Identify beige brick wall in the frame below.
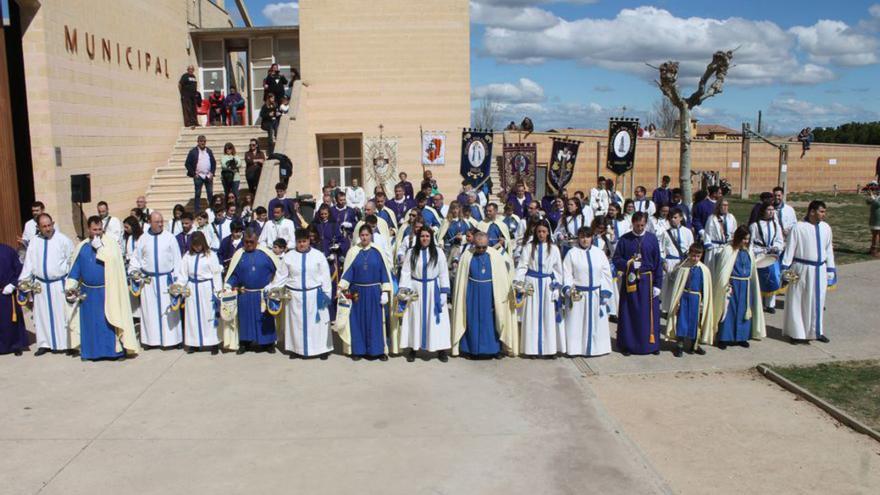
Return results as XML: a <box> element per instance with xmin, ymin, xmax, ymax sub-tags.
<box><xmin>289</xmin><ymin>0</ymin><xmax>470</xmax><ymax>196</ymax></box>
<box><xmin>21</xmin><ymin>0</ymin><xmax>229</xmax><ymax>237</ymax></box>
<box><xmin>499</xmin><ymin>131</ymin><xmax>880</xmax><ymax>199</ymax></box>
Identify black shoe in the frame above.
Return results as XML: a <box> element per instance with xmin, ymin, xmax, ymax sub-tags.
<box><xmin>352</xmin><ymin>355</ymin><xmax>362</xmax><ymax>361</ymax></box>
<box><xmin>652</xmin><ymin>350</ymin><xmax>660</xmax><ymax>355</ymax></box>
<box><xmin>320</xmin><ymin>353</ymin><xmax>329</xmax><ymax>360</ymax></box>
<box><xmin>718</xmin><ymin>342</ymin><xmax>727</xmax><ymax>350</ymax></box>
<box><xmin>694</xmin><ymin>347</ymin><xmax>706</xmax><ymax>355</ymax></box>
<box><xmin>266</xmin><ymin>346</ymin><xmax>276</xmax><ymax>354</ymax></box>
<box><xmin>117</xmin><ymin>353</ymin><xmax>127</xmax><ymax>362</ymax></box>
<box><xmin>494</xmin><ymin>352</ymin><xmax>504</xmax><ymax>360</ymax></box>
<box><xmin>673</xmin><ymin>347</ymin><xmax>683</xmax><ymax>358</ymax></box>
<box><xmin>186</xmin><ymin>346</ymin><xmax>195</xmax><ymax>354</ymax></box>
<box><xmin>176</xmin><ymin>343</ymin><xmax>183</xmax><ymax>350</ymax></box>
<box><xmin>14</xmin><ymin>350</ymin><xmax>23</xmax><ymax>356</ymax></box>
<box><xmin>765</xmin><ymin>307</ymin><xmax>776</xmax><ymax>314</ymax></box>
<box><xmin>236</xmin><ymin>347</ymin><xmax>247</xmax><ymax>355</ymax></box>
<box><xmin>621</xmin><ymin>350</ymin><xmax>631</xmax><ymax>356</ymax></box>
<box><xmin>790</xmin><ymin>337</ymin><xmax>801</xmax><ymax>345</ymax></box>
<box><xmin>211</xmin><ymin>347</ymin><xmax>219</xmax><ymax>356</ymax></box>
<box><xmin>379</xmin><ymin>354</ymin><xmax>389</xmax><ymax>362</ymax></box>
<box><xmin>289</xmin><ymin>353</ymin><xmax>296</xmax><ymax>359</ymax></box>
<box><xmin>739</xmin><ymin>341</ymin><xmax>750</xmax><ymax>348</ymax></box>
<box><xmin>66</xmin><ymin>349</ymin><xmax>77</xmax><ymax>356</ymax></box>
<box><xmin>34</xmin><ymin>348</ymin><xmax>49</xmax><ymax>356</ymax></box>
<box><xmin>406</xmin><ymin>351</ymin><xmax>416</xmax><ymax>363</ymax></box>
<box><xmin>817</xmin><ymin>335</ymin><xmax>830</xmax><ymax>343</ymax></box>
<box><xmin>438</xmin><ymin>351</ymin><xmax>448</xmax><ymax>363</ymax></box>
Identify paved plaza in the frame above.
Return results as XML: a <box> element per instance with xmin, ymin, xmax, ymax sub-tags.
<box><xmin>1</xmin><ymin>262</ymin><xmax>878</xmax><ymax>494</ymax></box>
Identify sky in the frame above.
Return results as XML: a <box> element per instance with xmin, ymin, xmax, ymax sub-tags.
<box><xmin>247</xmin><ymin>0</ymin><xmax>880</xmax><ymax>134</ymax></box>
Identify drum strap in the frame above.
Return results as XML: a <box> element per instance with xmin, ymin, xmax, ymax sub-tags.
<box><xmin>666</xmin><ymin>228</ymin><xmax>684</xmax><ymax>260</ymax></box>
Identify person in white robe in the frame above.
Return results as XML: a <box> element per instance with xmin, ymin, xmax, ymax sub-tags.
<box><xmin>175</xmin><ymin>231</ymin><xmax>223</xmax><ymax>354</ymax></box>
<box><xmin>659</xmin><ymin>209</ymin><xmax>694</xmax><ymax>313</ymax></box>
<box><xmin>277</xmin><ymin>228</ymin><xmax>333</xmax><ymax>359</ymax></box>
<box><xmin>781</xmin><ymin>201</ymin><xmax>836</xmax><ymax>343</ymax></box>
<box><xmin>589</xmin><ymin>177</ymin><xmax>611</xmax><ymax>217</ymax></box>
<box><xmin>773</xmin><ymin>187</ymin><xmax>798</xmax><ymax>240</ymax></box>
<box><xmin>515</xmin><ymin>219</ymin><xmax>564</xmax><ymax>357</ymax></box>
<box><xmin>258</xmin><ymin>204</ymin><xmax>296</xmax><ymax>250</ymax></box>
<box><xmin>18</xmin><ymin>202</ymin><xmax>43</xmax><ymax>261</ymax></box>
<box><xmin>562</xmin><ymin>226</ymin><xmax>613</xmax><ymax>356</ymax></box>
<box><xmin>702</xmin><ymin>199</ymin><xmax>737</xmax><ymax>271</ymax></box>
<box><xmin>632</xmin><ymin>186</ymin><xmax>656</xmax><ymax>216</ymax></box>
<box><xmin>647</xmin><ymin>204</ymin><xmax>671</xmax><ymax>235</ymax></box>
<box><xmin>129</xmin><ymin>212</ymin><xmax>183</xmax><ymax>348</ymax></box>
<box><xmin>750</xmin><ymin>204</ymin><xmax>785</xmax><ymax>312</ymax></box>
<box><xmin>554</xmin><ymin>198</ymin><xmax>593</xmax><ymax>250</ymax></box>
<box><xmin>194</xmin><ymin>211</ymin><xmax>219</xmax><ymax>252</ymax></box>
<box><xmin>18</xmin><ymin>213</ymin><xmax>74</xmax><ymax>355</ymax></box>
<box><xmin>399</xmin><ymin>226</ymin><xmax>452</xmax><ymax>361</ymax></box>
<box><xmin>97</xmin><ymin>201</ymin><xmax>124</xmax><ymax>249</ymax></box>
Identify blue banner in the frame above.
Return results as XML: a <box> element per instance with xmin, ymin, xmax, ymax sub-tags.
<box><xmin>460</xmin><ymin>128</ymin><xmax>493</xmax><ymax>187</ymax></box>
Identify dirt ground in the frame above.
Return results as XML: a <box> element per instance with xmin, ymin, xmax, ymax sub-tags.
<box><xmin>589</xmin><ymin>370</ymin><xmax>880</xmax><ymax>495</ymax></box>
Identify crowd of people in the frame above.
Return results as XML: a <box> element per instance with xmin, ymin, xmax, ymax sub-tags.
<box><xmin>0</xmin><ymin>170</ymin><xmax>837</xmax><ymax>362</ymax></box>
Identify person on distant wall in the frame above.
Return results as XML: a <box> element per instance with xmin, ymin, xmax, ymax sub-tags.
<box><xmin>244</xmin><ymin>139</ymin><xmax>266</xmax><ymax>194</ymax></box>
<box><xmin>208</xmin><ymin>89</ymin><xmax>226</xmax><ymax>126</ymax></box>
<box><xmin>263</xmin><ymin>63</ymin><xmax>288</xmax><ymax>105</ymax></box>
<box><xmin>220</xmin><ymin>142</ymin><xmax>242</xmax><ymax>200</ymax></box>
<box><xmin>224</xmin><ymin>86</ymin><xmax>245</xmax><ymax>126</ymax></box>
<box><xmin>259</xmin><ymin>94</ymin><xmax>281</xmax><ymax>153</ymax></box>
<box><xmin>397</xmin><ymin>172</ymin><xmax>414</xmax><ymax>200</ymax></box>
<box><xmin>184</xmin><ymin>135</ymin><xmax>216</xmax><ymax>214</ymax></box>
<box><xmin>178</xmin><ymin>65</ymin><xmax>200</xmax><ymax>129</ymax></box>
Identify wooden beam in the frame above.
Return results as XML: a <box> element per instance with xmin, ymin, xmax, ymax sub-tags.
<box><xmin>0</xmin><ymin>24</ymin><xmax>23</xmax><ymax>246</ymax></box>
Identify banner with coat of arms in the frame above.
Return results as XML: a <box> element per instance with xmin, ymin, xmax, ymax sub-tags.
<box><xmin>421</xmin><ymin>131</ymin><xmax>446</xmax><ymax>166</ymax></box>
<box><xmin>501</xmin><ymin>142</ymin><xmax>537</xmax><ymax>198</ymax></box>
<box><xmin>460</xmin><ymin>128</ymin><xmax>493</xmax><ymax>187</ymax></box>
<box><xmin>547</xmin><ymin>138</ymin><xmax>581</xmax><ymax>195</ymax></box>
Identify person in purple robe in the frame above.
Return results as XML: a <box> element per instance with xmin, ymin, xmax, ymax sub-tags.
<box><xmin>396</xmin><ymin>172</ymin><xmax>415</xmax><ymax>200</ymax></box>
<box><xmin>175</xmin><ymin>213</ymin><xmax>195</xmax><ymax>255</ymax></box>
<box><xmin>669</xmin><ymin>188</ymin><xmax>692</xmax><ymax>229</ymax></box>
<box><xmin>387</xmin><ymin>184</ymin><xmax>416</xmax><ymax>225</ymax></box>
<box><xmin>217</xmin><ymin>220</ymin><xmax>245</xmax><ymax>268</ymax></box>
<box><xmin>651</xmin><ymin>175</ymin><xmax>672</xmax><ymax>207</ymax></box>
<box><xmin>330</xmin><ymin>190</ymin><xmax>360</xmax><ymax>239</ymax></box>
<box><xmin>692</xmin><ymin>185</ymin><xmax>722</xmax><ymax>236</ymax></box>
<box><xmin>612</xmin><ymin>212</ymin><xmax>663</xmax><ymax>355</ymax></box>
<box><xmin>0</xmin><ymin>243</ymin><xmax>28</xmax><ymax>356</ymax></box>
<box><xmin>311</xmin><ymin>204</ymin><xmax>349</xmax><ymax>320</ymax></box>
<box><xmin>507</xmin><ymin>182</ymin><xmax>533</xmax><ymax>219</ymax></box>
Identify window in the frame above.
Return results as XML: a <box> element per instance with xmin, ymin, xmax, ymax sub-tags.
<box><xmin>318</xmin><ymin>135</ymin><xmax>362</xmax><ymax>187</ymax></box>
<box><xmin>198</xmin><ymin>39</ymin><xmax>226</xmax><ymax>98</ymax></box>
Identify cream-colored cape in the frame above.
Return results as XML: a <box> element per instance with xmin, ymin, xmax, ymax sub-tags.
<box><xmin>665</xmin><ymin>261</ymin><xmax>715</xmax><ymax>348</ymax></box>
<box><xmin>66</xmin><ymin>237</ymin><xmax>140</xmax><ymax>355</ymax></box>
<box><xmin>354</xmin><ymin>217</ymin><xmax>391</xmax><ymax>246</ymax></box>
<box><xmin>450</xmin><ymin>247</ymin><xmax>518</xmax><ymax>356</ymax></box>
<box><xmin>221</xmin><ymin>245</ymin><xmax>281</xmax><ymax>351</ymax></box>
<box><xmin>334</xmin><ymin>243</ymin><xmax>396</xmax><ymax>355</ymax></box>
<box><xmin>710</xmin><ymin>246</ymin><xmax>766</xmax><ymax>339</ymax></box>
<box><xmin>477</xmin><ymin>218</ymin><xmax>512</xmax><ymax>254</ymax></box>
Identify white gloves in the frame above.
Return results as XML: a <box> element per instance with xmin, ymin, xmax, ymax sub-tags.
<box><xmin>653</xmin><ymin>287</ymin><xmax>661</xmax><ymax>298</ymax></box>
<box><xmin>2</xmin><ymin>284</ymin><xmax>13</xmax><ymax>295</ymax></box>
<box><xmin>380</xmin><ymin>293</ymin><xmax>389</xmax><ymax>305</ymax></box>
<box><xmin>341</xmin><ymin>222</ymin><xmax>352</xmax><ymax>229</ymax></box>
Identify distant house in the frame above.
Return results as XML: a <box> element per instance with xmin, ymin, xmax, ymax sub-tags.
<box><xmin>691</xmin><ymin>120</ymin><xmax>741</xmax><ymax>140</ymax></box>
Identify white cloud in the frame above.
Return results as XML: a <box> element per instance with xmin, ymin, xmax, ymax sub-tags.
<box><xmin>473</xmin><ymin>78</ymin><xmax>546</xmax><ymax>103</ymax></box>
<box><xmin>479</xmin><ymin>6</ymin><xmax>846</xmax><ymax>86</ymax></box>
<box><xmin>790</xmin><ymin>20</ymin><xmax>879</xmax><ymax>66</ymax></box>
<box><xmin>263</xmin><ymin>2</ymin><xmax>299</xmax><ymax>26</ymax></box>
<box><xmin>764</xmin><ymin>98</ymin><xmax>880</xmax><ymax>132</ymax></box>
<box><xmin>471</xmin><ymin>3</ymin><xmax>560</xmax><ymax>30</ymax></box>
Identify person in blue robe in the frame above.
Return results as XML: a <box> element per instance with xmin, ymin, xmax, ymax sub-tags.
<box><xmin>68</xmin><ymin>222</ymin><xmax>126</xmax><ymax>361</ymax></box>
<box><xmin>612</xmin><ymin>212</ymin><xmax>663</xmax><ymax>355</ymax></box>
<box><xmin>469</xmin><ymin>203</ymin><xmax>484</xmax><ymax>222</ymax></box>
<box><xmin>692</xmin><ymin>186</ymin><xmax>722</xmax><ymax>235</ymax></box>
<box><xmin>0</xmin><ymin>243</ymin><xmax>28</xmax><ymax>356</ymax></box>
<box><xmin>459</xmin><ymin>238</ymin><xmax>502</xmax><ymax>358</ymax></box>
<box><xmin>717</xmin><ymin>246</ymin><xmax>754</xmax><ymax>347</ymax></box>
<box><xmin>340</xmin><ymin>226</ymin><xmax>391</xmax><ymax>360</ymax></box>
<box><xmin>225</xmin><ymin>231</ymin><xmax>279</xmax><ymax>353</ymax></box>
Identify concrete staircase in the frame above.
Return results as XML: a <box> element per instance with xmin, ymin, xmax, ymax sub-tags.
<box><xmin>144</xmin><ymin>126</ymin><xmax>268</xmax><ymax>218</ymax></box>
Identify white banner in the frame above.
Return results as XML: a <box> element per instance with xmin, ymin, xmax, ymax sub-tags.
<box><xmin>421</xmin><ymin>132</ymin><xmax>446</xmax><ymax>166</ymax></box>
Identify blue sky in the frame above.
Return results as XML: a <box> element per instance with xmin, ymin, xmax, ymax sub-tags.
<box><xmin>247</xmin><ymin>0</ymin><xmax>880</xmax><ymax>134</ymax></box>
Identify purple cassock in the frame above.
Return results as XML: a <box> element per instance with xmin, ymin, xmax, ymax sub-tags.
<box><xmin>611</xmin><ymin>231</ymin><xmax>663</xmax><ymax>355</ymax></box>
<box><xmin>387</xmin><ymin>197</ymin><xmax>415</xmax><ymax>224</ymax></box>
<box><xmin>314</xmin><ymin>219</ymin><xmax>350</xmax><ymax>320</ymax></box>
<box><xmin>0</xmin><ymin>244</ymin><xmax>28</xmax><ymax>354</ymax></box>
<box><xmin>507</xmin><ymin>192</ymin><xmax>532</xmax><ymax>218</ymax></box>
<box><xmin>330</xmin><ymin>205</ymin><xmax>359</xmax><ymax>237</ymax></box>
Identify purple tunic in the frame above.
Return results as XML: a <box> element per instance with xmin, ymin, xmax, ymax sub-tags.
<box><xmin>612</xmin><ymin>232</ymin><xmax>663</xmax><ymax>354</ymax></box>
<box><xmin>0</xmin><ymin>244</ymin><xmax>28</xmax><ymax>354</ymax></box>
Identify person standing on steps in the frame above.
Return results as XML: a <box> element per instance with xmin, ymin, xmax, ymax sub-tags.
<box><xmin>184</xmin><ymin>135</ymin><xmax>216</xmax><ymax>214</ymax></box>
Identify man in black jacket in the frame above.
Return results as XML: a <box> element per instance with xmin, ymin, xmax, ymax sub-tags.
<box><xmin>184</xmin><ymin>135</ymin><xmax>216</xmax><ymax>213</ymax></box>
<box><xmin>178</xmin><ymin>65</ymin><xmax>199</xmax><ymax>128</ymax></box>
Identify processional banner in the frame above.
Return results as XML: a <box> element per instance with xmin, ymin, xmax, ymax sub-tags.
<box><xmin>547</xmin><ymin>138</ymin><xmax>581</xmax><ymax>195</ymax></box>
<box><xmin>460</xmin><ymin>128</ymin><xmax>493</xmax><ymax>187</ymax></box>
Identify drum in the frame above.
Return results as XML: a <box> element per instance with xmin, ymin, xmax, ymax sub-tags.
<box><xmin>755</xmin><ymin>253</ymin><xmax>779</xmax><ymax>269</ymax></box>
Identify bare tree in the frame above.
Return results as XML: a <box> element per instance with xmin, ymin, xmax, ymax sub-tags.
<box><xmin>652</xmin><ymin>50</ymin><xmax>733</xmax><ymax>204</ymax></box>
<box><xmin>649</xmin><ymin>98</ymin><xmax>679</xmax><ymax>137</ymax></box>
<box><xmin>472</xmin><ymin>96</ymin><xmax>500</xmax><ymax>130</ymax></box>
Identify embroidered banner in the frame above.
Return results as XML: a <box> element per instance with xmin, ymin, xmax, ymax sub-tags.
<box><xmin>606</xmin><ymin>118</ymin><xmax>639</xmax><ymax>176</ymax></box>
<box><xmin>363</xmin><ymin>136</ymin><xmax>399</xmax><ymax>196</ymax></box>
<box><xmin>460</xmin><ymin>128</ymin><xmax>493</xmax><ymax>187</ymax></box>
<box><xmin>501</xmin><ymin>142</ymin><xmax>537</xmax><ymax>198</ymax></box>
<box><xmin>421</xmin><ymin>131</ymin><xmax>446</xmax><ymax>166</ymax></box>
<box><xmin>547</xmin><ymin>138</ymin><xmax>581</xmax><ymax>195</ymax></box>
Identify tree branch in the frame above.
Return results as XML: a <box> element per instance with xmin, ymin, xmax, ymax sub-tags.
<box><xmin>686</xmin><ymin>50</ymin><xmax>733</xmax><ymax>107</ymax></box>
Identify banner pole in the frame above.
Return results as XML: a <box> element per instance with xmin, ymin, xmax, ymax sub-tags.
<box><xmin>419</xmin><ymin>125</ymin><xmax>425</xmax><ymax>177</ymax></box>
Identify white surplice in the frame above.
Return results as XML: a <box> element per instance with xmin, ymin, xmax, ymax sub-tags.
<box><xmin>782</xmin><ymin>221</ymin><xmax>836</xmax><ymax>340</ymax></box>
<box><xmin>176</xmin><ymin>252</ymin><xmax>223</xmax><ymax>347</ymax></box>
<box><xmin>399</xmin><ymin>247</ymin><xmax>452</xmax><ymax>352</ymax></box>
<box><xmin>562</xmin><ymin>245</ymin><xmax>613</xmax><ymax>356</ymax></box>
<box><xmin>702</xmin><ymin>213</ymin><xmax>737</xmax><ymax>271</ymax></box>
<box><xmin>19</xmin><ymin>232</ymin><xmax>75</xmax><ymax>350</ymax></box>
<box><xmin>279</xmin><ymin>248</ymin><xmax>333</xmax><ymax>356</ymax></box>
<box><xmin>258</xmin><ymin>218</ymin><xmax>296</xmax><ymax>250</ymax></box>
<box><xmin>659</xmin><ymin>226</ymin><xmax>694</xmax><ymax>312</ymax></box>
<box><xmin>516</xmin><ymin>242</ymin><xmax>563</xmax><ymax>355</ymax></box>
<box><xmin>130</xmin><ymin>229</ymin><xmax>183</xmax><ymax>346</ymax></box>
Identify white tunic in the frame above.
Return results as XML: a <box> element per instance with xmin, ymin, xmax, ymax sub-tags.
<box><xmin>19</xmin><ymin>232</ymin><xmax>74</xmax><ymax>350</ymax></box>
<box><xmin>647</xmin><ymin>216</ymin><xmax>670</xmax><ymax>235</ymax></box>
<box><xmin>122</xmin><ymin>235</ymin><xmax>142</xmax><ymax>319</ymax></box>
<box><xmin>279</xmin><ymin>248</ymin><xmax>333</xmax><ymax>356</ymax></box>
<box><xmin>776</xmin><ymin>203</ymin><xmax>798</xmax><ymax>239</ymax></box>
<box><xmin>101</xmin><ymin>216</ymin><xmax>124</xmax><ymax>248</ymax></box>
<box><xmin>196</xmin><ymin>224</ymin><xmax>219</xmax><ymax>251</ymax></box>
<box><xmin>633</xmin><ymin>198</ymin><xmax>656</xmax><ymax>216</ymax></box>
<box><xmin>211</xmin><ymin>219</ymin><xmax>231</xmax><ymax>251</ymax></box>
<box><xmin>176</xmin><ymin>252</ymin><xmax>223</xmax><ymax>347</ymax></box>
<box><xmin>516</xmin><ymin>243</ymin><xmax>563</xmax><ymax>355</ymax></box>
<box><xmin>166</xmin><ymin>218</ymin><xmax>185</xmax><ymax>236</ymax></box>
<box><xmin>659</xmin><ymin>226</ymin><xmax>695</xmax><ymax>312</ymax></box>
<box><xmin>399</xmin><ymin>248</ymin><xmax>452</xmax><ymax>351</ymax></box>
<box><xmin>258</xmin><ymin>218</ymin><xmax>296</xmax><ymax>250</ymax></box>
<box><xmin>702</xmin><ymin>213</ymin><xmax>737</xmax><ymax>271</ymax></box>
<box><xmin>555</xmin><ymin>213</ymin><xmax>591</xmax><ymax>244</ymax></box>
<box><xmin>130</xmin><ymin>229</ymin><xmax>183</xmax><ymax>346</ymax></box>
<box><xmin>589</xmin><ymin>188</ymin><xmax>611</xmax><ymax>216</ymax></box>
<box><xmin>782</xmin><ymin>221</ymin><xmax>836</xmax><ymax>340</ymax></box>
<box><xmin>562</xmin><ymin>245</ymin><xmax>613</xmax><ymax>356</ymax></box>
<box><xmin>346</xmin><ymin>187</ymin><xmax>366</xmax><ymax>210</ymax></box>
